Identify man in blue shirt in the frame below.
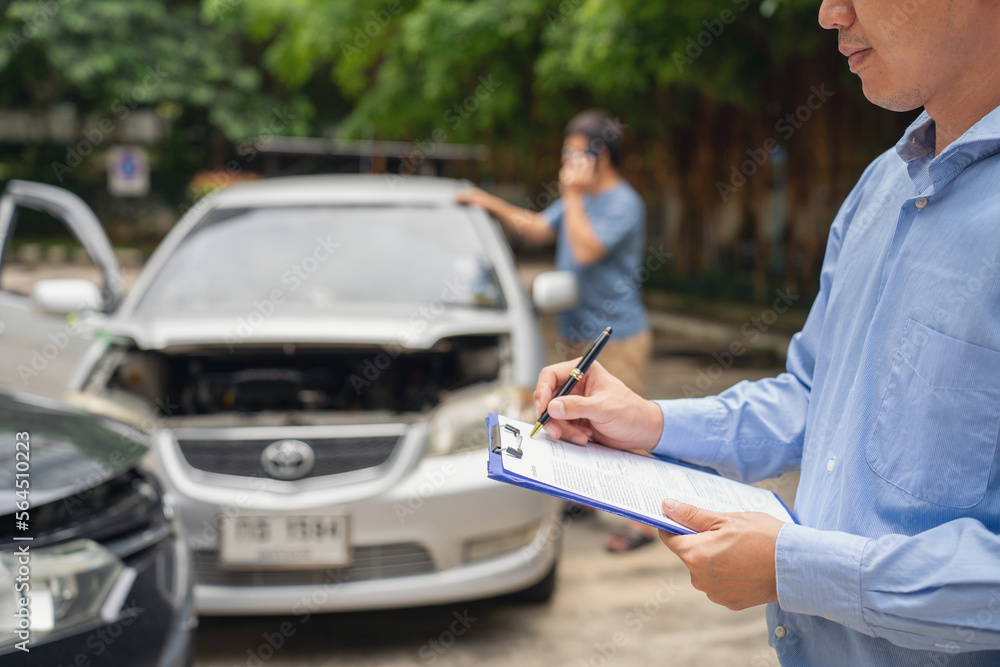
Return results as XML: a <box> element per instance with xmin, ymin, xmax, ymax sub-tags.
<box><xmin>455</xmin><ymin>111</ymin><xmax>651</xmax><ymax>396</ymax></box>
<box><xmin>534</xmin><ymin>1</ymin><xmax>1000</xmax><ymax>664</ymax></box>
<box><xmin>458</xmin><ymin>110</ymin><xmax>658</xmax><ymax>551</ymax></box>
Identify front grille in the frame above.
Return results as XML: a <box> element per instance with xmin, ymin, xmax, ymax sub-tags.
<box><xmin>176</xmin><ymin>435</ymin><xmax>401</xmax><ymax>480</ymax></box>
<box><xmin>191</xmin><ymin>543</ymin><xmax>436</xmax><ymax>586</ymax></box>
<box><xmin>0</xmin><ymin>468</ymin><xmax>166</xmax><ymax>551</ymax></box>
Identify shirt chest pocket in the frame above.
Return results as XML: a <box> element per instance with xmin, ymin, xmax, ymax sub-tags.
<box><xmin>866</xmin><ymin>319</ymin><xmax>1000</xmax><ymax>508</ymax></box>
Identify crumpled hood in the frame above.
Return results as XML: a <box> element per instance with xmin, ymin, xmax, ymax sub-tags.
<box><xmin>0</xmin><ymin>390</ymin><xmax>148</xmax><ymax>514</ymax></box>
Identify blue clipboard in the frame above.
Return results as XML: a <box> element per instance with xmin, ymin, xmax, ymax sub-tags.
<box><xmin>485</xmin><ymin>413</ymin><xmax>797</xmax><ymax>535</ymax></box>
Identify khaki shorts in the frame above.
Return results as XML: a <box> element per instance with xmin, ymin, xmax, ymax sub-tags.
<box><xmin>557</xmin><ymin>328</ymin><xmax>652</xmax><ymax>398</ymax></box>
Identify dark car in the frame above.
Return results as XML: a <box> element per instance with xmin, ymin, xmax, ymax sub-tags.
<box><xmin>0</xmin><ymin>390</ymin><xmax>195</xmax><ymax>665</ymax></box>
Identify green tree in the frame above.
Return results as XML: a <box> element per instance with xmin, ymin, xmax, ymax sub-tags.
<box><xmin>0</xmin><ymin>0</ymin><xmax>314</xmax><ymax>207</ymax></box>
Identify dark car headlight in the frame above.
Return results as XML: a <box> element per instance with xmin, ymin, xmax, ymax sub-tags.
<box><xmin>0</xmin><ymin>539</ymin><xmax>135</xmax><ymax>649</ymax></box>
<box><xmin>0</xmin><ymin>467</ymin><xmax>170</xmax><ymax>651</ymax></box>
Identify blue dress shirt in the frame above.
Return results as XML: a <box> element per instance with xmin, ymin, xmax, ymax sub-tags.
<box><xmin>653</xmin><ymin>105</ymin><xmax>1000</xmax><ymax>665</ymax></box>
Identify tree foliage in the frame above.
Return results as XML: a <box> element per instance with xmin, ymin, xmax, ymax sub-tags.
<box><xmin>224</xmin><ymin>0</ymin><xmax>829</xmax><ymax>141</ymax></box>
<box><xmin>0</xmin><ymin>0</ymin><xmax>910</xmax><ymax>296</ymax></box>
<box><xmin>0</xmin><ymin>0</ymin><xmax>315</xmax><ymax>139</ymax></box>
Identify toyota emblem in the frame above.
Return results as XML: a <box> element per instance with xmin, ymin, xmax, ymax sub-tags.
<box><xmin>261</xmin><ymin>440</ymin><xmax>315</xmax><ymax>480</ymax></box>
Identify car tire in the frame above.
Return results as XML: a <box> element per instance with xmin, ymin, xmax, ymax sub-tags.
<box><xmin>508</xmin><ymin>563</ymin><xmax>557</xmax><ymax>604</ymax></box>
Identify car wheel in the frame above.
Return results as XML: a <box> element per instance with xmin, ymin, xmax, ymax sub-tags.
<box><xmin>508</xmin><ymin>563</ymin><xmax>557</xmax><ymax>604</ymax></box>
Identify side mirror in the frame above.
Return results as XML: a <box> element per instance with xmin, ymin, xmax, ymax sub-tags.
<box><xmin>532</xmin><ymin>271</ymin><xmax>579</xmax><ymax>315</ymax></box>
<box><xmin>31</xmin><ymin>279</ymin><xmax>103</xmax><ymax>316</ymax></box>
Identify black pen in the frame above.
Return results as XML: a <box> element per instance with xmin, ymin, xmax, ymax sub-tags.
<box><xmin>530</xmin><ymin>326</ymin><xmax>612</xmax><ymax>438</ymax></box>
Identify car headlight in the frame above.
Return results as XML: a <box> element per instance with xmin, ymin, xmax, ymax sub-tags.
<box><xmin>0</xmin><ymin>539</ymin><xmax>136</xmax><ymax>649</ymax></box>
<box><xmin>425</xmin><ymin>385</ymin><xmax>533</xmax><ymax>457</ymax></box>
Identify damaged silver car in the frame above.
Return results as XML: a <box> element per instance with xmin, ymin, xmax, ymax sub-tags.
<box><xmin>0</xmin><ymin>176</ymin><xmax>578</xmax><ymax>614</ymax></box>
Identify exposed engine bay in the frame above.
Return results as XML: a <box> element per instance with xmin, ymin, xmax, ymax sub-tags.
<box><xmin>88</xmin><ymin>335</ymin><xmax>508</xmax><ymax>418</ymax></box>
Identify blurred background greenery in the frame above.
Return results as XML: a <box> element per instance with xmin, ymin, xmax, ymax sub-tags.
<box><xmin>0</xmin><ymin>0</ymin><xmax>916</xmax><ymax>304</ymax></box>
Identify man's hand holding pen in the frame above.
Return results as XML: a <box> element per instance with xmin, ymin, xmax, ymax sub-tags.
<box><xmin>532</xmin><ymin>359</ymin><xmax>664</xmax><ymax>450</ymax></box>
<box><xmin>532</xmin><ymin>357</ymin><xmax>782</xmax><ymax>611</ymax></box>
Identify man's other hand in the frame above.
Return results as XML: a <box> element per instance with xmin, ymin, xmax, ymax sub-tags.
<box><xmin>559</xmin><ymin>154</ymin><xmax>598</xmax><ymax>194</ymax></box>
<box><xmin>454</xmin><ymin>187</ymin><xmax>494</xmax><ymax>209</ymax></box>
<box><xmin>659</xmin><ymin>500</ymin><xmax>783</xmax><ymax>611</ymax></box>
<box><xmin>533</xmin><ymin>360</ymin><xmax>663</xmax><ymax>450</ymax></box>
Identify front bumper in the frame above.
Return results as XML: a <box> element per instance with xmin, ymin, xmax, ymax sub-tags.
<box><xmin>156</xmin><ymin>430</ymin><xmax>563</xmax><ymax>615</ymax></box>
<box><xmin>195</xmin><ymin>512</ymin><xmax>560</xmax><ymax>615</ymax></box>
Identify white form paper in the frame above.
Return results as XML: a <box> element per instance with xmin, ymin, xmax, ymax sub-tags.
<box><xmin>496</xmin><ymin>415</ymin><xmax>793</xmax><ymax>532</ymax></box>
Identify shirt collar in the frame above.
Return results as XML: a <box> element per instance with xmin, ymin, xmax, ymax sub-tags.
<box><xmin>895</xmin><ymin>104</ymin><xmax>1000</xmax><ymax>190</ymax></box>
<box><xmin>895</xmin><ymin>111</ymin><xmax>936</xmax><ymax>163</ymax></box>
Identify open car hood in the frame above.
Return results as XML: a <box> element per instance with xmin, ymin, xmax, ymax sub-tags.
<box><xmin>95</xmin><ymin>305</ymin><xmax>513</xmax><ymax>351</ymax></box>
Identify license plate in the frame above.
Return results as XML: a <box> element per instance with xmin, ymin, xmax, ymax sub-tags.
<box><xmin>219</xmin><ymin>512</ymin><xmax>350</xmax><ymax>569</ymax></box>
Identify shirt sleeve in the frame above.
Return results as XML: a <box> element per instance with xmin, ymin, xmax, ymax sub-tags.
<box><xmin>776</xmin><ymin>518</ymin><xmax>1000</xmax><ymax>652</ymax></box>
<box><xmin>651</xmin><ymin>172</ymin><xmax>858</xmax><ymax>484</ymax></box>
<box><xmin>541</xmin><ymin>198</ymin><xmax>564</xmax><ymax>232</ymax></box>
<box><xmin>588</xmin><ymin>191</ymin><xmax>643</xmax><ymax>253</ymax></box>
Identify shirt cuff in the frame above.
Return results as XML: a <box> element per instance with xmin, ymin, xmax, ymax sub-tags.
<box><xmin>540</xmin><ymin>209</ymin><xmax>558</xmax><ymax>230</ymax></box>
<box><xmin>775</xmin><ymin>522</ymin><xmax>873</xmax><ymax>635</ymax></box>
<box><xmin>651</xmin><ymin>397</ymin><xmax>726</xmax><ymax>469</ymax></box>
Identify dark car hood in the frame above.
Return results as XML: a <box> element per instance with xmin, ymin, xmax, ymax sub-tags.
<box><xmin>0</xmin><ymin>390</ymin><xmax>149</xmax><ymax>514</ymax></box>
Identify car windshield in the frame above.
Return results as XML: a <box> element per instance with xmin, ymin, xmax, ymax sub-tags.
<box><xmin>134</xmin><ymin>206</ymin><xmax>504</xmax><ymax>314</ymax></box>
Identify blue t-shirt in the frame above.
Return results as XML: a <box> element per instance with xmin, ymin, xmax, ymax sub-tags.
<box><xmin>542</xmin><ymin>182</ymin><xmax>649</xmax><ymax>343</ymax></box>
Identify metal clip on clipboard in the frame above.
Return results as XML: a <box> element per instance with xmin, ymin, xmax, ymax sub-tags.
<box><xmin>491</xmin><ymin>422</ymin><xmax>523</xmax><ymax>459</ymax></box>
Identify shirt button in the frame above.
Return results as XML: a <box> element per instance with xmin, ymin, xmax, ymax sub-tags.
<box><xmin>915</xmin><ymin>197</ymin><xmax>929</xmax><ymax>210</ymax></box>
<box><xmin>775</xmin><ymin>625</ymin><xmax>787</xmax><ymax>639</ymax></box>
<box><xmin>827</xmin><ymin>458</ymin><xmax>836</xmax><ymax>472</ymax></box>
